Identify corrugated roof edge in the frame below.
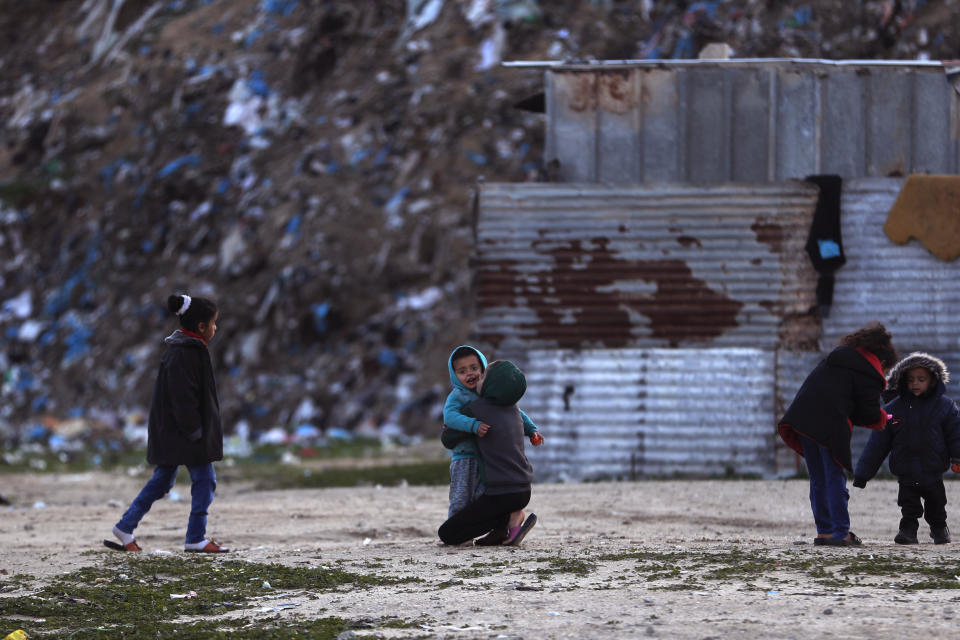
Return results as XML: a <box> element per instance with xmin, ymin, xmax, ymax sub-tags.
<box><xmin>503</xmin><ymin>58</ymin><xmax>951</xmax><ymax>69</ymax></box>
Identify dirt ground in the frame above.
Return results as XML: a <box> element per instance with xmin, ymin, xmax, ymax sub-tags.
<box><xmin>2</xmin><ymin>472</ymin><xmax>960</xmax><ymax>639</ymax></box>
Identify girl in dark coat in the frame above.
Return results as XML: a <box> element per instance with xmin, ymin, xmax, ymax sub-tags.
<box><xmin>853</xmin><ymin>352</ymin><xmax>960</xmax><ymax>545</ymax></box>
<box><xmin>778</xmin><ymin>323</ymin><xmax>897</xmax><ymax>547</ymax></box>
<box><xmin>106</xmin><ymin>294</ymin><xmax>228</xmax><ymax>553</ymax></box>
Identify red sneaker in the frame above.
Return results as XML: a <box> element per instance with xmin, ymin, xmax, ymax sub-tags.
<box><xmin>185</xmin><ymin>539</ymin><xmax>230</xmax><ymax>553</ymax></box>
<box><xmin>103</xmin><ymin>539</ymin><xmax>142</xmax><ymax>552</ymax></box>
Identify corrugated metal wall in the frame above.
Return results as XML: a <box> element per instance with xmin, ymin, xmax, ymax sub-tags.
<box><xmin>535</xmin><ymin>60</ymin><xmax>959</xmax><ymax>184</ymax></box>
<box><xmin>823</xmin><ymin>178</ymin><xmax>960</xmax><ymax>349</ymax></box>
<box><xmin>475</xmin><ymin>182</ymin><xmax>820</xmax><ymax>351</ymax></box>
<box><xmin>478</xmin><ymin>178</ymin><xmax>960</xmax><ymax>479</ymax></box>
<box><xmin>521</xmin><ymin>348</ymin><xmax>776</xmax><ymax>479</ymax></box>
<box><xmin>476</xmin><ymin>181</ymin><xmax>819</xmax><ymax>478</ymax></box>
<box><xmin>776</xmin><ymin>177</ymin><xmax>960</xmax><ymax>472</ymax></box>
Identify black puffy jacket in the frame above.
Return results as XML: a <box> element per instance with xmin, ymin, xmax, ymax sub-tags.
<box><xmin>778</xmin><ymin>345</ymin><xmax>888</xmax><ymax>471</ymax></box>
<box><xmin>146</xmin><ymin>330</ymin><xmax>223</xmax><ymax>466</ymax></box>
<box><xmin>855</xmin><ymin>353</ymin><xmax>960</xmax><ymax>485</ymax></box>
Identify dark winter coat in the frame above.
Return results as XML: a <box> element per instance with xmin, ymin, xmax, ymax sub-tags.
<box><xmin>778</xmin><ymin>345</ymin><xmax>888</xmax><ymax>471</ymax></box>
<box><xmin>147</xmin><ymin>330</ymin><xmax>223</xmax><ymax>466</ymax></box>
<box><xmin>854</xmin><ymin>353</ymin><xmax>960</xmax><ymax>486</ymax></box>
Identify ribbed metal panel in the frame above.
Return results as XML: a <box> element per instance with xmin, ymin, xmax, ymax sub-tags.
<box><xmin>475</xmin><ymin>182</ymin><xmax>819</xmax><ymax>350</ymax></box>
<box><xmin>479</xmin><ymin>177</ymin><xmax>960</xmax><ymax>478</ymax></box>
<box><xmin>823</xmin><ymin>178</ymin><xmax>960</xmax><ymax>352</ymax></box>
<box><xmin>521</xmin><ymin>348</ymin><xmax>776</xmax><ymax>479</ymax></box>
<box><xmin>540</xmin><ymin>60</ymin><xmax>959</xmax><ymax>184</ymax></box>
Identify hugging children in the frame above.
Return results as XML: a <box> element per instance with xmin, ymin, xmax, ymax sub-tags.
<box><xmin>441</xmin><ymin>346</ymin><xmax>543</xmax><ymax>517</ymax></box>
<box><xmin>438</xmin><ymin>359</ymin><xmax>539</xmax><ymax>546</ymax></box>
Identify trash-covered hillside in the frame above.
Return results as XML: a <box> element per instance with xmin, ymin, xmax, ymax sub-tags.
<box><xmin>2</xmin><ymin>0</ymin><xmax>959</xmax><ymax>452</ymax></box>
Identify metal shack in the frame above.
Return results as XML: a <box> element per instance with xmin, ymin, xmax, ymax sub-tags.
<box><xmin>477</xmin><ymin>59</ymin><xmax>960</xmax><ymax>479</ymax></box>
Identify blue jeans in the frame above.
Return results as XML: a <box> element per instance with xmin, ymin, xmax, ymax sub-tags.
<box><xmin>115</xmin><ymin>463</ymin><xmax>216</xmax><ymax>544</ymax></box>
<box><xmin>800</xmin><ymin>437</ymin><xmax>850</xmax><ymax>539</ymax></box>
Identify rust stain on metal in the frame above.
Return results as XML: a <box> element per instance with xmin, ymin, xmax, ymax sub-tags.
<box><xmin>479</xmin><ymin>238</ymin><xmax>744</xmax><ymax>348</ymax></box>
<box><xmin>598</xmin><ymin>71</ymin><xmax>635</xmax><ymax>114</ymax></box>
<box><xmin>629</xmin><ymin>258</ymin><xmax>744</xmax><ymax>346</ymax></box>
<box><xmin>562</xmin><ymin>72</ymin><xmax>598</xmax><ymax>113</ymax></box>
<box><xmin>676</xmin><ymin>235</ymin><xmax>702</xmax><ymax>248</ymax></box>
<box><xmin>751</xmin><ymin>218</ymin><xmax>784</xmax><ymax>253</ymax></box>
<box><xmin>777</xmin><ymin>312</ymin><xmax>822</xmax><ymax>351</ymax></box>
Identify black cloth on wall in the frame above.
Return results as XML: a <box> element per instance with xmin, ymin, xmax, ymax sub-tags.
<box><xmin>805</xmin><ymin>175</ymin><xmax>846</xmax><ymax>316</ymax></box>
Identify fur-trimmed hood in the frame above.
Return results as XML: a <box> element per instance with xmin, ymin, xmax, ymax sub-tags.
<box><xmin>887</xmin><ymin>352</ymin><xmax>950</xmax><ymax>392</ymax></box>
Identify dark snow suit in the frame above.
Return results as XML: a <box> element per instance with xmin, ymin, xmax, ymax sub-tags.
<box><xmin>854</xmin><ymin>353</ymin><xmax>960</xmax><ymax>535</ymax></box>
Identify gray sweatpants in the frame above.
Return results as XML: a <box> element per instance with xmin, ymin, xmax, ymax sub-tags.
<box><xmin>448</xmin><ymin>458</ymin><xmax>485</xmax><ymax>519</ymax></box>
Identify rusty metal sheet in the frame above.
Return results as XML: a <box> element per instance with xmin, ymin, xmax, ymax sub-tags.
<box><xmin>534</xmin><ymin>60</ymin><xmax>960</xmax><ymax>184</ymax></box>
<box><xmin>475</xmin><ymin>182</ymin><xmax>819</xmax><ymax>351</ymax></box>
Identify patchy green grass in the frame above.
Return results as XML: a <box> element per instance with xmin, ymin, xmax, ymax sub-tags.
<box><xmin>238</xmin><ymin>460</ymin><xmax>450</xmax><ymax>490</ymax></box>
<box><xmin>0</xmin><ymin>554</ymin><xmax>423</xmax><ymax>639</ymax></box>
<box><xmin>587</xmin><ymin>547</ymin><xmax>960</xmax><ymax>592</ymax></box>
<box><xmin>534</xmin><ymin>555</ymin><xmax>597</xmax><ymax>578</ymax></box>
<box><xmin>0</xmin><ymin>440</ymin><xmax>450</xmax><ymax>491</ymax></box>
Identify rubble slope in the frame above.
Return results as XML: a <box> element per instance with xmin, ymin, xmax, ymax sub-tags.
<box><xmin>1</xmin><ymin>0</ymin><xmax>958</xmax><ymax>444</ymax></box>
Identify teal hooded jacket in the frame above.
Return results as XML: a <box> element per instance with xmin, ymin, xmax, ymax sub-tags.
<box><xmin>442</xmin><ymin>345</ymin><xmax>538</xmax><ymax>461</ymax></box>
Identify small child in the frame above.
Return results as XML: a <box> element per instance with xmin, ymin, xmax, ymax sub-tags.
<box><xmin>105</xmin><ymin>294</ymin><xmax>229</xmax><ymax>553</ymax></box>
<box><xmin>854</xmin><ymin>352</ymin><xmax>960</xmax><ymax>544</ymax></box>
<box><xmin>442</xmin><ymin>345</ymin><xmax>543</xmax><ymax>519</ymax></box>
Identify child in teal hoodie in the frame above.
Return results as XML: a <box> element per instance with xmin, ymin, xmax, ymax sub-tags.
<box><xmin>442</xmin><ymin>345</ymin><xmax>542</xmax><ymax>518</ymax></box>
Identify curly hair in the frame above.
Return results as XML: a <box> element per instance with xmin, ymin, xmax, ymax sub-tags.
<box><xmin>838</xmin><ymin>322</ymin><xmax>898</xmax><ymax>369</ymax></box>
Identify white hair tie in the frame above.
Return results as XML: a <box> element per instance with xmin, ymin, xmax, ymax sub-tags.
<box><xmin>177</xmin><ymin>295</ymin><xmax>192</xmax><ymax>316</ymax></box>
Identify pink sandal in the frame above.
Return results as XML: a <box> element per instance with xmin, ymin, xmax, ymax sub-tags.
<box><xmin>503</xmin><ymin>513</ymin><xmax>537</xmax><ymax>546</ymax></box>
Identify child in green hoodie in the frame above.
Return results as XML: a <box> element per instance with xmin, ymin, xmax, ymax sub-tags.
<box><xmin>442</xmin><ymin>345</ymin><xmax>543</xmax><ymax>518</ymax></box>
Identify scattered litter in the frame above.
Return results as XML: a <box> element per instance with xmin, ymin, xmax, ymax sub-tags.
<box><xmin>1</xmin><ymin>0</ymin><xmax>955</xmax><ymax>463</ymax></box>
<box><xmin>257</xmin><ymin>602</ymin><xmax>299</xmax><ymax>613</ymax></box>
<box><xmin>170</xmin><ymin>591</ymin><xmax>198</xmax><ymax>599</ymax></box>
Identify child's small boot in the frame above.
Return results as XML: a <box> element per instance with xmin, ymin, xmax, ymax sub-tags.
<box><xmin>894</xmin><ymin>527</ymin><xmax>918</xmax><ymax>545</ymax></box>
<box><xmin>930</xmin><ymin>526</ymin><xmax>951</xmax><ymax>544</ymax></box>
